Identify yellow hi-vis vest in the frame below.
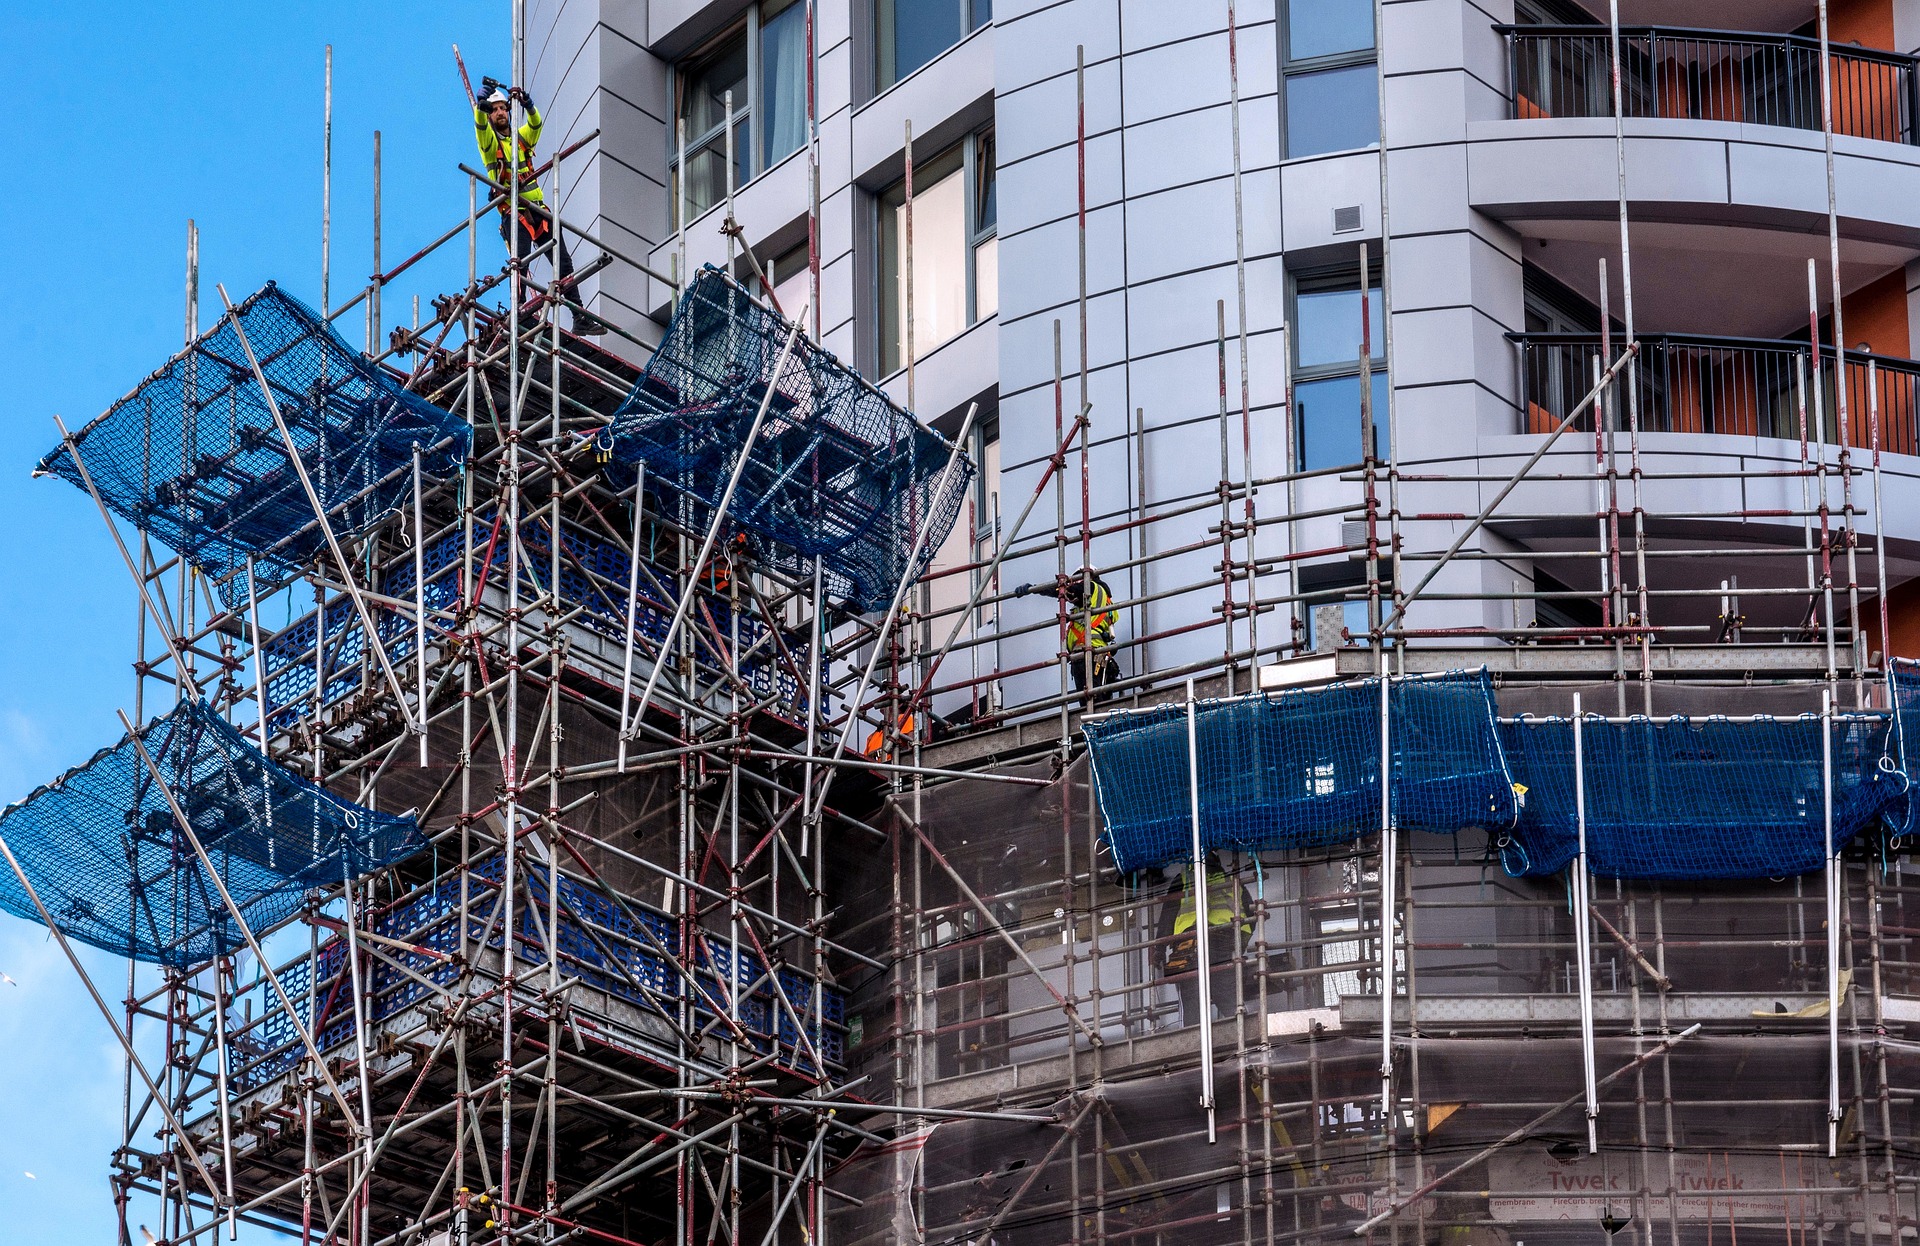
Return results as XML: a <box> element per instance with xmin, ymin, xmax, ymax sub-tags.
<box><xmin>1172</xmin><ymin>868</ymin><xmax>1241</xmax><ymax>935</ymax></box>
<box><xmin>1067</xmin><ymin>579</ymin><xmax>1116</xmax><ymax>651</ymax></box>
<box><xmin>475</xmin><ymin>106</ymin><xmax>546</xmax><ymax>210</ymax></box>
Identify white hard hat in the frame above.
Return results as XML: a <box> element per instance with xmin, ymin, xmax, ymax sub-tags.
<box><xmin>483</xmin><ymin>87</ymin><xmax>511</xmax><ymax>107</ymax></box>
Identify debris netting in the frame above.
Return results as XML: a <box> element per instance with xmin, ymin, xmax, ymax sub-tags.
<box><xmin>1498</xmin><ymin>712</ymin><xmax>1905</xmax><ymax>879</ymax></box>
<box><xmin>823</xmin><ymin>1033</ymin><xmax>1911</xmax><ymax>1246</ymax></box>
<box><xmin>1083</xmin><ymin>671</ymin><xmax>1518</xmax><ymax>872</ymax></box>
<box><xmin>37</xmin><ymin>282</ymin><xmax>471</xmax><ymax>593</ymax></box>
<box><xmin>0</xmin><ymin>699</ymin><xmax>420</xmax><ymax>967</ymax></box>
<box><xmin>603</xmin><ymin>266</ymin><xmax>972</xmax><ymax>611</ymax></box>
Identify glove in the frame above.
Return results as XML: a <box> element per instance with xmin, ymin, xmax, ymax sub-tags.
<box><xmin>512</xmin><ymin>86</ymin><xmax>534</xmax><ymax>109</ymax></box>
<box><xmin>1013</xmin><ymin>583</ymin><xmax>1033</xmax><ymax>599</ymax></box>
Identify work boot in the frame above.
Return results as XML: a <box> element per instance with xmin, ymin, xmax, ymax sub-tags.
<box><xmin>571</xmin><ymin>310</ymin><xmax>608</xmax><ymax>336</ymax></box>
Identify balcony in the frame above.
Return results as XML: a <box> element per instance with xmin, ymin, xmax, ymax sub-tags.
<box><xmin>1512</xmin><ymin>332</ymin><xmax>1920</xmax><ymax>454</ymax></box>
<box><xmin>1498</xmin><ymin>25</ymin><xmax>1919</xmax><ymax>146</ymax></box>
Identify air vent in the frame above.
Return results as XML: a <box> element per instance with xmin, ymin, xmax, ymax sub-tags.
<box><xmin>1333</xmin><ymin>205</ymin><xmax>1362</xmax><ymax>233</ymax></box>
<box><xmin>1342</xmin><ymin>518</ymin><xmax>1369</xmax><ymax>556</ymax></box>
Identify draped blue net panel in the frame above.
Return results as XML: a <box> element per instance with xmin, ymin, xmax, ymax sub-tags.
<box><xmin>0</xmin><ymin>700</ymin><xmax>421</xmax><ymax>968</ymax></box>
<box><xmin>604</xmin><ymin>267</ymin><xmax>972</xmax><ymax>612</ymax></box>
<box><xmin>36</xmin><ymin>283</ymin><xmax>471</xmax><ymax>594</ymax></box>
<box><xmin>1084</xmin><ymin>671</ymin><xmax>1518</xmax><ymax>873</ymax></box>
<box><xmin>1885</xmin><ymin>658</ymin><xmax>1920</xmax><ymax>839</ymax></box>
<box><xmin>1497</xmin><ymin>713</ymin><xmax>1904</xmax><ymax>880</ymax></box>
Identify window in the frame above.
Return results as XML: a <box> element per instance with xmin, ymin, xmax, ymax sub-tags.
<box><xmin>1292</xmin><ymin>268</ymin><xmax>1385</xmax><ymax>470</ymax></box>
<box><xmin>878</xmin><ymin>129</ymin><xmax>997</xmax><ymax>376</ymax></box>
<box><xmin>1282</xmin><ymin>0</ymin><xmax>1379</xmax><ymax>158</ymax></box>
<box><xmin>1298</xmin><ymin>559</ymin><xmax>1390</xmax><ymax>650</ymax></box>
<box><xmin>877</xmin><ymin>0</ymin><xmax>991</xmax><ymax>91</ymax></box>
<box><xmin>748</xmin><ymin>241</ymin><xmax>812</xmax><ymax>321</ymax></box>
<box><xmin>670</xmin><ymin>1</ymin><xmax>809</xmax><ymax>229</ymax></box>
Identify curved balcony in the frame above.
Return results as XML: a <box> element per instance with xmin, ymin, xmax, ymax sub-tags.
<box><xmin>1511</xmin><ymin>331</ymin><xmax>1920</xmax><ymax>453</ymax></box>
<box><xmin>1498</xmin><ymin>25</ymin><xmax>1919</xmax><ymax>145</ymax></box>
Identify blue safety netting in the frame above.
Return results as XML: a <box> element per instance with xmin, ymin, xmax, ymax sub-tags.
<box><xmin>36</xmin><ymin>282</ymin><xmax>471</xmax><ymax>594</ymax></box>
<box><xmin>602</xmin><ymin>267</ymin><xmax>972</xmax><ymax>612</ymax></box>
<box><xmin>1084</xmin><ymin>671</ymin><xmax>1518</xmax><ymax>873</ymax></box>
<box><xmin>1884</xmin><ymin>658</ymin><xmax>1920</xmax><ymax>840</ymax></box>
<box><xmin>1496</xmin><ymin>712</ymin><xmax>1905</xmax><ymax>880</ymax></box>
<box><xmin>0</xmin><ymin>700</ymin><xmax>421</xmax><ymax>968</ymax></box>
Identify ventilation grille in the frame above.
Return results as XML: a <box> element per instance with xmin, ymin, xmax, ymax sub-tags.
<box><xmin>1333</xmin><ymin>205</ymin><xmax>1363</xmax><ymax>233</ymax></box>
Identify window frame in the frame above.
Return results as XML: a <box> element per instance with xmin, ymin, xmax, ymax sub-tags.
<box><xmin>1278</xmin><ymin>0</ymin><xmax>1381</xmax><ymax>160</ymax></box>
<box><xmin>1289</xmin><ymin>264</ymin><xmax>1387</xmax><ymax>471</ymax></box>
<box><xmin>875</xmin><ymin>126</ymin><xmax>998</xmax><ymax>378</ymax></box>
<box><xmin>669</xmin><ymin>0</ymin><xmax>808</xmax><ymax>231</ymax></box>
<box><xmin>874</xmin><ymin>0</ymin><xmax>991</xmax><ymax>93</ymax></box>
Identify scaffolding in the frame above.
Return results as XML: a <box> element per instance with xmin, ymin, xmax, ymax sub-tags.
<box><xmin>11</xmin><ymin>1</ymin><xmax>1920</xmax><ymax>1244</ymax></box>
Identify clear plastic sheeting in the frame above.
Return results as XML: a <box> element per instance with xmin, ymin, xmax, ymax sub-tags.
<box><xmin>0</xmin><ymin>699</ymin><xmax>421</xmax><ymax>967</ymax></box>
<box><xmin>1084</xmin><ymin>671</ymin><xmax>1517</xmax><ymax>872</ymax></box>
<box><xmin>1499</xmin><ymin>711</ymin><xmax>1905</xmax><ymax>879</ymax></box>
<box><xmin>603</xmin><ymin>266</ymin><xmax>972</xmax><ymax>611</ymax></box>
<box><xmin>36</xmin><ymin>282</ymin><xmax>471</xmax><ymax>593</ymax></box>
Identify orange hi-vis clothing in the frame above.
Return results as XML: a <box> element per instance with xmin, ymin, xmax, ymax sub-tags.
<box><xmin>475</xmin><ymin>105</ymin><xmax>546</xmax><ymax>213</ymax></box>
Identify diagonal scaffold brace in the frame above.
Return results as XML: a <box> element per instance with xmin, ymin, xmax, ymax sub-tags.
<box><xmin>214</xmin><ymin>282</ymin><xmax>424</xmax><ymax>751</ymax></box>
<box><xmin>620</xmin><ymin>297</ymin><xmax>811</xmax><ymax>753</ymax></box>
<box><xmin>114</xmin><ymin>707</ymin><xmax>366</xmax><ymax>1139</ymax></box>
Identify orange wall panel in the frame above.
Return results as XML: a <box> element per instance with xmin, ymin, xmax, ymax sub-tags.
<box><xmin>1831</xmin><ymin>0</ymin><xmax>1896</xmax><ymax>51</ymax></box>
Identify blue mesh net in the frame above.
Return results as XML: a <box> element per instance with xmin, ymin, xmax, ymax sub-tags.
<box><xmin>1884</xmin><ymin>659</ymin><xmax>1920</xmax><ymax>839</ymax></box>
<box><xmin>0</xmin><ymin>700</ymin><xmax>421</xmax><ymax>968</ymax></box>
<box><xmin>36</xmin><ymin>283</ymin><xmax>471</xmax><ymax>594</ymax></box>
<box><xmin>1497</xmin><ymin>712</ymin><xmax>1905</xmax><ymax>880</ymax></box>
<box><xmin>603</xmin><ymin>267</ymin><xmax>971</xmax><ymax>612</ymax></box>
<box><xmin>259</xmin><ymin>512</ymin><xmax>814</xmax><ymax>732</ymax></box>
<box><xmin>1084</xmin><ymin>671</ymin><xmax>1518</xmax><ymax>873</ymax></box>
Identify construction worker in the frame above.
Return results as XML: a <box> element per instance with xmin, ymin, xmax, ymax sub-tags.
<box><xmin>701</xmin><ymin>532</ymin><xmax>752</xmax><ymax>598</ymax></box>
<box><xmin>863</xmin><ymin>711</ymin><xmax>918</xmax><ymax>767</ymax></box>
<box><xmin>474</xmin><ymin>81</ymin><xmax>604</xmax><ymax>335</ymax></box>
<box><xmin>1158</xmin><ymin>853</ymin><xmax>1254</xmax><ymax>1027</ymax></box>
<box><xmin>1013</xmin><ymin>566</ymin><xmax>1119</xmax><ymax>695</ymax></box>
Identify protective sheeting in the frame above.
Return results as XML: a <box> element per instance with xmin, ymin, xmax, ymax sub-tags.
<box><xmin>603</xmin><ymin>266</ymin><xmax>972</xmax><ymax>611</ymax></box>
<box><xmin>1084</xmin><ymin>672</ymin><xmax>1517</xmax><ymax>872</ymax></box>
<box><xmin>826</xmin><ymin>1033</ymin><xmax>1916</xmax><ymax>1245</ymax></box>
<box><xmin>0</xmin><ymin>699</ymin><xmax>420</xmax><ymax>967</ymax></box>
<box><xmin>37</xmin><ymin>282</ymin><xmax>470</xmax><ymax>593</ymax></box>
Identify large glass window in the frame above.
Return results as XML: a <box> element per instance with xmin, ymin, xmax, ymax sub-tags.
<box><xmin>877</xmin><ymin>0</ymin><xmax>991</xmax><ymax>91</ymax></box>
<box><xmin>1293</xmin><ymin>269</ymin><xmax>1386</xmax><ymax>470</ymax></box>
<box><xmin>671</xmin><ymin>1</ymin><xmax>810</xmax><ymax>229</ymax></box>
<box><xmin>1282</xmin><ymin>0</ymin><xmax>1379</xmax><ymax>158</ymax></box>
<box><xmin>878</xmin><ymin>129</ymin><xmax>997</xmax><ymax>376</ymax></box>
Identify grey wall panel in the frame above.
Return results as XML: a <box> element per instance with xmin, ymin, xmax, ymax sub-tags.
<box><xmin>876</xmin><ymin>316</ymin><xmax>999</xmax><ymax>423</ymax></box>
<box><xmin>817</xmin><ymin>33</ymin><xmax>856</xmax><ymax>117</ymax></box>
<box><xmin>1000</xmin><ymin>202</ymin><xmax>1129</xmax><ymax>309</ymax></box>
<box><xmin>1119</xmin><ymin>106</ymin><xmax>1240</xmax><ymax>199</ymax></box>
<box><xmin>994</xmin><ymin>0</ymin><xmax>1119</xmax><ymax>94</ymax></box>
<box><xmin>853</xmin><ymin>26</ymin><xmax>994</xmax><ymax>181</ymax></box>
<box><xmin>1120</xmin><ymin>31</ymin><xmax>1275</xmax><ymax>126</ymax></box>
<box><xmin>1383</xmin><ymin>145</ymin><xmax>1475</xmax><ymax>235</ymax></box>
<box><xmin>1278</xmin><ymin>151</ymin><xmax>1381</xmax><ymax>251</ymax></box>
<box><xmin>1383</xmin><ymin>70</ymin><xmax>1471</xmax><ymax>148</ymax></box>
<box><xmin>1001</xmin><ymin>137</ymin><xmax>1126</xmax><ymax>221</ymax></box>
<box><xmin>996</xmin><ymin>58</ymin><xmax>1122</xmax><ymax>166</ymax></box>
<box><xmin>1383</xmin><ymin>0</ymin><xmax>1466</xmax><ymax>76</ymax></box>
<box><xmin>1121</xmin><ymin>0</ymin><xmax>1274</xmax><ymax>55</ymax></box>
<box><xmin>1124</xmin><ymin>181</ymin><xmax>1247</xmax><ymax>283</ymax></box>
<box><xmin>1387</xmin><ymin>231</ymin><xmax>1480</xmax><ymax>314</ymax></box>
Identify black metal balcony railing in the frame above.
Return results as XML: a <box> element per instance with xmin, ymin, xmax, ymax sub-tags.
<box><xmin>1498</xmin><ymin>25</ymin><xmax>1919</xmax><ymax>145</ymax></box>
<box><xmin>1512</xmin><ymin>332</ymin><xmax>1920</xmax><ymax>455</ymax></box>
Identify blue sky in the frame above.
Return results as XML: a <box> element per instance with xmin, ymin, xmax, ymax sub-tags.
<box><xmin>0</xmin><ymin>5</ymin><xmax>504</xmax><ymax>1240</ymax></box>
